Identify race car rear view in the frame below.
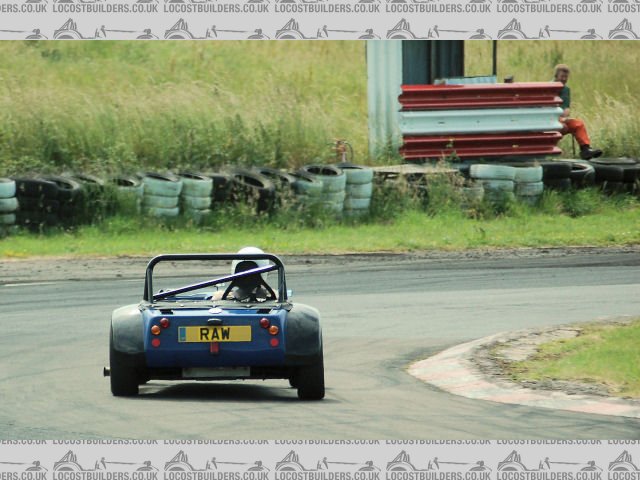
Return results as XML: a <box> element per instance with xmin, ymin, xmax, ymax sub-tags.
<box><xmin>106</xmin><ymin>252</ymin><xmax>324</xmax><ymax>400</ymax></box>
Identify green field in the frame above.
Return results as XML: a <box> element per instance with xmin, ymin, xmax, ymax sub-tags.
<box><xmin>1</xmin><ymin>41</ymin><xmax>640</xmax><ymax>177</ymax></box>
<box><xmin>508</xmin><ymin>319</ymin><xmax>640</xmax><ymax>398</ymax></box>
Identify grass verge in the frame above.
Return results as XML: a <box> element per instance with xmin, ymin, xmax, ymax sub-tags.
<box><xmin>507</xmin><ymin>319</ymin><xmax>640</xmax><ymax>398</ymax></box>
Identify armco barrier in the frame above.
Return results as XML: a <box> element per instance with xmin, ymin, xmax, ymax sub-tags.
<box><xmin>400</xmin><ymin>131</ymin><xmax>563</xmax><ymax>160</ymax></box>
<box><xmin>399</xmin><ymin>82</ymin><xmax>564</xmax><ymax>110</ymax></box>
<box><xmin>399</xmin><ymin>107</ymin><xmax>564</xmax><ymax>136</ymax></box>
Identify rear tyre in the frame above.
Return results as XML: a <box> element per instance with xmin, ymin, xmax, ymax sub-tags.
<box><xmin>109</xmin><ymin>329</ymin><xmax>139</xmax><ymax>397</ymax></box>
<box><xmin>296</xmin><ymin>352</ymin><xmax>325</xmax><ymax>400</ymax></box>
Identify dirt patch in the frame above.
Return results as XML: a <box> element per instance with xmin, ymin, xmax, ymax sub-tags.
<box><xmin>473</xmin><ymin>317</ymin><xmax>638</xmax><ymax>398</ymax></box>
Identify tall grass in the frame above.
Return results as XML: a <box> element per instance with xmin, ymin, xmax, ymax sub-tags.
<box><xmin>1</xmin><ymin>41</ymin><xmax>639</xmax><ymax>177</ymax></box>
<box><xmin>466</xmin><ymin>41</ymin><xmax>640</xmax><ymax>157</ymax></box>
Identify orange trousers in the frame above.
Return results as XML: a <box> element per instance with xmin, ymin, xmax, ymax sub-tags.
<box><xmin>560</xmin><ymin>118</ymin><xmax>591</xmax><ymax>146</ymax></box>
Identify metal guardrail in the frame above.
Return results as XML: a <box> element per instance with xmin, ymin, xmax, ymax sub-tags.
<box><xmin>400</xmin><ymin>132</ymin><xmax>563</xmax><ymax>159</ymax></box>
<box><xmin>399</xmin><ymin>82</ymin><xmax>564</xmax><ymax>110</ymax></box>
<box><xmin>399</xmin><ymin>107</ymin><xmax>564</xmax><ymax>136</ymax></box>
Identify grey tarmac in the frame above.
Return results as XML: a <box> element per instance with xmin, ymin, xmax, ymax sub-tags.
<box><xmin>1</xmin><ymin>248</ymin><xmax>639</xmax><ymax>439</ymax></box>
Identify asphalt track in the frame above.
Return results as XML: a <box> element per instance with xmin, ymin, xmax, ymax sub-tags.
<box><xmin>1</xmin><ymin>251</ymin><xmax>640</xmax><ymax>439</ymax></box>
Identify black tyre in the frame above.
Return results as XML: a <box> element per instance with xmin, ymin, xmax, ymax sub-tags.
<box><xmin>14</xmin><ymin>178</ymin><xmax>59</xmax><ymax>199</ymax></box>
<box><xmin>229</xmin><ymin>169</ymin><xmax>276</xmax><ymax>213</ymax></box>
<box><xmin>544</xmin><ymin>178</ymin><xmax>572</xmax><ymax>191</ymax></box>
<box><xmin>591</xmin><ymin>164</ymin><xmax>624</xmax><ymax>183</ymax></box>
<box><xmin>109</xmin><ymin>327</ymin><xmax>139</xmax><ymax>397</ymax></box>
<box><xmin>252</xmin><ymin>167</ymin><xmax>297</xmax><ymax>189</ymax></box>
<box><xmin>38</xmin><ymin>175</ymin><xmax>83</xmax><ymax>203</ymax></box>
<box><xmin>568</xmin><ymin>162</ymin><xmax>596</xmax><ymax>188</ymax></box>
<box><xmin>590</xmin><ymin>157</ymin><xmax>637</xmax><ymax>166</ymax></box>
<box><xmin>69</xmin><ymin>173</ymin><xmax>105</xmax><ymax>186</ymax></box>
<box><xmin>15</xmin><ymin>210</ymin><xmax>59</xmax><ymax>229</ymax></box>
<box><xmin>621</xmin><ymin>165</ymin><xmax>640</xmax><ymax>183</ymax></box>
<box><xmin>206</xmin><ymin>172</ymin><xmax>234</xmax><ymax>203</ymax></box>
<box><xmin>17</xmin><ymin>196</ymin><xmax>60</xmax><ymax>213</ymax></box>
<box><xmin>601</xmin><ymin>181</ymin><xmax>628</xmax><ymax>194</ymax></box>
<box><xmin>296</xmin><ymin>351</ymin><xmax>325</xmax><ymax>400</ymax></box>
<box><xmin>540</xmin><ymin>161</ymin><xmax>572</xmax><ymax>180</ymax></box>
<box><xmin>111</xmin><ymin>175</ymin><xmax>142</xmax><ymax>189</ymax></box>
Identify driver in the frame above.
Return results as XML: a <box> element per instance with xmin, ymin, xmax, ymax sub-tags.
<box><xmin>212</xmin><ymin>247</ymin><xmax>274</xmax><ymax>302</ymax></box>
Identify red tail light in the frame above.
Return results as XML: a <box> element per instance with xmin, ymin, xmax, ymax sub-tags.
<box><xmin>160</xmin><ymin>318</ymin><xmax>170</xmax><ymax>328</ymax></box>
<box><xmin>260</xmin><ymin>318</ymin><xmax>270</xmax><ymax>329</ymax></box>
<box><xmin>270</xmin><ymin>338</ymin><xmax>279</xmax><ymax>347</ymax></box>
<box><xmin>151</xmin><ymin>338</ymin><xmax>161</xmax><ymax>348</ymax></box>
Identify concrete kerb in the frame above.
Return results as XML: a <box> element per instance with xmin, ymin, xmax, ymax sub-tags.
<box><xmin>408</xmin><ymin>318</ymin><xmax>640</xmax><ymax>418</ymax></box>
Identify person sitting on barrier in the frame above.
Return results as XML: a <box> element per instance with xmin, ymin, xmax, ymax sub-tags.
<box><xmin>553</xmin><ymin>64</ymin><xmax>602</xmax><ymax>160</ymax></box>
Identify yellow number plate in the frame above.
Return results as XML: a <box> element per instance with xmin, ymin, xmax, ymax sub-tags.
<box><xmin>178</xmin><ymin>326</ymin><xmax>252</xmax><ymax>343</ymax></box>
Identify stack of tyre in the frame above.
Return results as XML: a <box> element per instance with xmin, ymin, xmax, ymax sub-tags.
<box><xmin>0</xmin><ymin>178</ymin><xmax>18</xmax><ymax>234</ymax></box>
<box><xmin>336</xmin><ymin>163</ymin><xmax>374</xmax><ymax>217</ymax></box>
<box><xmin>298</xmin><ymin>165</ymin><xmax>346</xmax><ymax>214</ymax></box>
<box><xmin>460</xmin><ymin>181</ymin><xmax>484</xmax><ymax>207</ymax></box>
<box><xmin>142</xmin><ymin>173</ymin><xmax>183</xmax><ymax>218</ymax></box>
<box><xmin>514</xmin><ymin>166</ymin><xmax>544</xmax><ymax>205</ymax></box>
<box><xmin>588</xmin><ymin>158</ymin><xmax>640</xmax><ymax>194</ymax></box>
<box><xmin>179</xmin><ymin>173</ymin><xmax>213</xmax><ymax>223</ymax></box>
<box><xmin>469</xmin><ymin>164</ymin><xmax>516</xmax><ymax>202</ymax></box>
<box><xmin>13</xmin><ymin>177</ymin><xmax>61</xmax><ymax>229</ymax></box>
<box><xmin>39</xmin><ymin>176</ymin><xmax>84</xmax><ymax>227</ymax></box>
<box><xmin>540</xmin><ymin>161</ymin><xmax>573</xmax><ymax>191</ymax></box>
<box><xmin>67</xmin><ymin>173</ymin><xmax>107</xmax><ymax>224</ymax></box>
<box><xmin>252</xmin><ymin>167</ymin><xmax>297</xmax><ymax>204</ymax></box>
<box><xmin>111</xmin><ymin>175</ymin><xmax>144</xmax><ymax>213</ymax></box>
<box><xmin>227</xmin><ymin>168</ymin><xmax>276</xmax><ymax>214</ymax></box>
<box><xmin>289</xmin><ymin>171</ymin><xmax>323</xmax><ymax>206</ymax></box>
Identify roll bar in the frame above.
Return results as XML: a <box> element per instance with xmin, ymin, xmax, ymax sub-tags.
<box><xmin>143</xmin><ymin>253</ymin><xmax>287</xmax><ymax>303</ymax></box>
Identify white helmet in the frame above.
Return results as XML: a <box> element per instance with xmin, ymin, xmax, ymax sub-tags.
<box><xmin>231</xmin><ymin>246</ymin><xmax>270</xmax><ymax>280</ymax></box>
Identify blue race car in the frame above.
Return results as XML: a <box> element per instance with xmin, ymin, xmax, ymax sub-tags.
<box><xmin>106</xmin><ymin>252</ymin><xmax>324</xmax><ymax>400</ymax></box>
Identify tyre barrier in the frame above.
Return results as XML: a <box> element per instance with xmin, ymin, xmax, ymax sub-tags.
<box><xmin>460</xmin><ymin>183</ymin><xmax>485</xmax><ymax>206</ymax></box>
<box><xmin>513</xmin><ymin>166</ymin><xmax>544</xmax><ymax>204</ymax></box>
<box><xmin>13</xmin><ymin>177</ymin><xmax>60</xmax><ymax>230</ymax></box>
<box><xmin>38</xmin><ymin>175</ymin><xmax>86</xmax><ymax>227</ymax></box>
<box><xmin>200</xmin><ymin>172</ymin><xmax>232</xmax><ymax>205</ymax></box>
<box><xmin>111</xmin><ymin>176</ymin><xmax>144</xmax><ymax>213</ymax></box>
<box><xmin>178</xmin><ymin>172</ymin><xmax>212</xmax><ymax>223</ymax></box>
<box><xmin>228</xmin><ymin>169</ymin><xmax>276</xmax><ymax>214</ymax></box>
<box><xmin>142</xmin><ymin>173</ymin><xmax>183</xmax><ymax>218</ymax></box>
<box><xmin>290</xmin><ymin>171</ymin><xmax>323</xmax><ymax>199</ymax></box>
<box><xmin>143</xmin><ymin>172</ymin><xmax>183</xmax><ymax>197</ymax></box>
<box><xmin>337</xmin><ymin>163</ymin><xmax>374</xmax><ymax>217</ymax></box>
<box><xmin>252</xmin><ymin>167</ymin><xmax>298</xmax><ymax>209</ymax></box>
<box><xmin>67</xmin><ymin>173</ymin><xmax>109</xmax><ymax>224</ymax></box>
<box><xmin>540</xmin><ymin>161</ymin><xmax>573</xmax><ymax>191</ymax></box>
<box><xmin>0</xmin><ymin>178</ymin><xmax>17</xmax><ymax>234</ymax></box>
<box><xmin>300</xmin><ymin>164</ymin><xmax>347</xmax><ymax>213</ymax></box>
<box><xmin>567</xmin><ymin>161</ymin><xmax>596</xmax><ymax>188</ymax></box>
<box><xmin>469</xmin><ymin>164</ymin><xmax>516</xmax><ymax>181</ymax></box>
<box><xmin>513</xmin><ymin>166</ymin><xmax>543</xmax><ymax>183</ymax></box>
<box><xmin>469</xmin><ymin>165</ymin><xmax>516</xmax><ymax>205</ymax></box>
<box><xmin>587</xmin><ymin>159</ymin><xmax>639</xmax><ymax>194</ymax></box>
